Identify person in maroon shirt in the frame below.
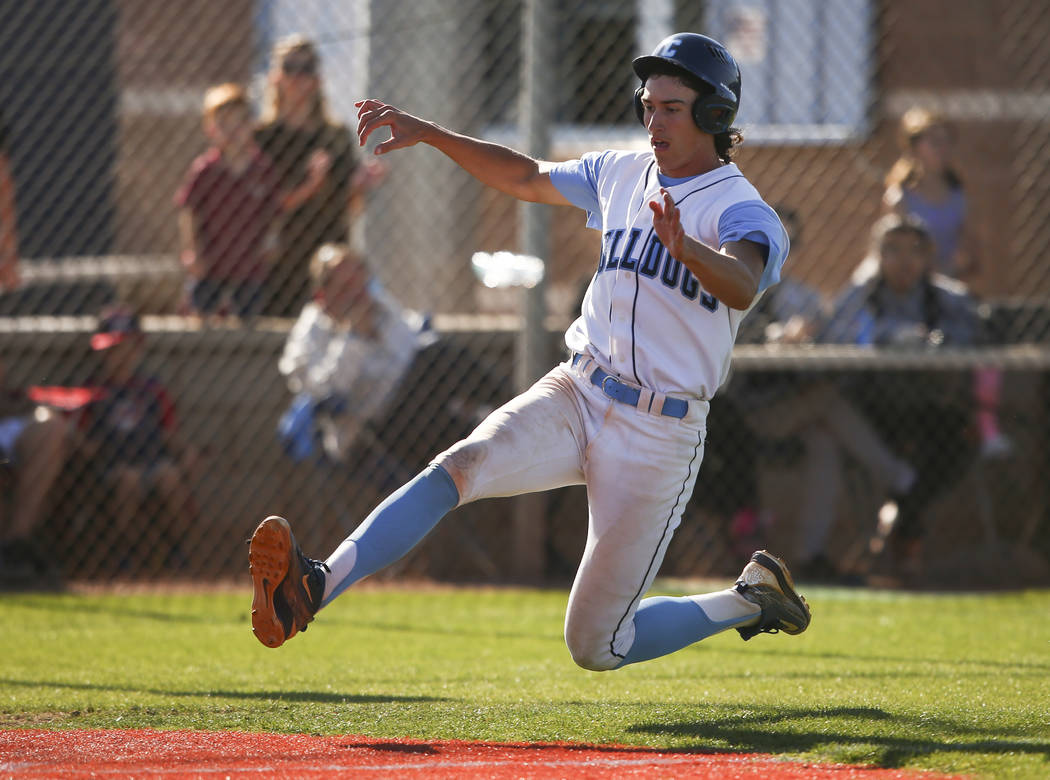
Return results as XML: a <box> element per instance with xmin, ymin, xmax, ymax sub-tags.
<box><xmin>176</xmin><ymin>83</ymin><xmax>282</xmax><ymax>321</ymax></box>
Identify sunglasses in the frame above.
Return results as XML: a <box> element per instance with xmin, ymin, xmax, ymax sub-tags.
<box><xmin>282</xmin><ymin>60</ymin><xmax>316</xmax><ymax>76</ymax></box>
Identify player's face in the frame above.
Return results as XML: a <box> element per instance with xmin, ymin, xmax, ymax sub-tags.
<box><xmin>639</xmin><ymin>75</ymin><xmax>711</xmax><ymax>177</ymax></box>
<box><xmin>878</xmin><ymin>229</ymin><xmax>931</xmax><ymax>294</ymax></box>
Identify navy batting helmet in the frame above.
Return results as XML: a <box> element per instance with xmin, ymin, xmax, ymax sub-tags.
<box><xmin>632</xmin><ymin>33</ymin><xmax>741</xmax><ymax>135</ymax></box>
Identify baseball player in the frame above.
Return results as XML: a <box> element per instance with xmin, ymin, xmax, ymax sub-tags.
<box><xmin>250</xmin><ymin>33</ymin><xmax>809</xmax><ymax>670</ymax></box>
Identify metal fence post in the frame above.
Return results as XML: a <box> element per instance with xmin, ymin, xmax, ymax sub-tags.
<box><xmin>512</xmin><ymin>0</ymin><xmax>556</xmax><ymax>582</ymax></box>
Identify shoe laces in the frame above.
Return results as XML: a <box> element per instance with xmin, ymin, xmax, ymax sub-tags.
<box><xmin>307</xmin><ymin>557</ymin><xmax>331</xmax><ymax>574</ymax></box>
<box><xmin>734</xmin><ymin>581</ymin><xmax>781</xmax><ymax>635</ymax></box>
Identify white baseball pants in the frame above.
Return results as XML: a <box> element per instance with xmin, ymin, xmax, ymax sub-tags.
<box><xmin>433</xmin><ymin>357</ymin><xmax>709</xmax><ymax>670</ymax></box>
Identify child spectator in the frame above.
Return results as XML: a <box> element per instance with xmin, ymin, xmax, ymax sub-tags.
<box><xmin>175</xmin><ymin>83</ymin><xmax>281</xmax><ymax>321</ymax></box>
<box><xmin>79</xmin><ymin>306</ymin><xmax>199</xmax><ymax>572</ymax></box>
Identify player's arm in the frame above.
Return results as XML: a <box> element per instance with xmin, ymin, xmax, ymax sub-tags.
<box><xmin>355</xmin><ymin>99</ymin><xmax>570</xmax><ymax>206</ymax></box>
<box><xmin>649</xmin><ymin>188</ymin><xmax>763</xmax><ymax>310</ymax></box>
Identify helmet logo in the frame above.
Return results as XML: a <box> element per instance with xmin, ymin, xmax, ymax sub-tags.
<box><xmin>658</xmin><ymin>38</ymin><xmax>682</xmax><ymax>58</ymax></box>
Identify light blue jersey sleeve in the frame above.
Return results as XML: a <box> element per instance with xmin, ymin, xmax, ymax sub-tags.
<box><xmin>718</xmin><ymin>200</ymin><xmax>790</xmax><ymax>294</ymax></box>
<box><xmin>548</xmin><ymin>151</ymin><xmax>614</xmax><ymax>230</ymax></box>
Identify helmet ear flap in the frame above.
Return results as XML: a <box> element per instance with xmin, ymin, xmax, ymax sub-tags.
<box><xmin>636</xmin><ymin>86</ymin><xmax>736</xmax><ymax>133</ymax></box>
<box><xmin>692</xmin><ymin>95</ymin><xmax>736</xmax><ymax>135</ymax></box>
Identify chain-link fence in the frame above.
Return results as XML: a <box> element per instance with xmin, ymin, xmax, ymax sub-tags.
<box><xmin>1</xmin><ymin>0</ymin><xmax>1048</xmax><ymax>589</ymax></box>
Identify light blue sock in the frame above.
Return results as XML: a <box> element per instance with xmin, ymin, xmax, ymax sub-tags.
<box><xmin>615</xmin><ymin>594</ymin><xmax>754</xmax><ymax>667</ymax></box>
<box><xmin>322</xmin><ymin>463</ymin><xmax>459</xmax><ymax>605</ymax></box>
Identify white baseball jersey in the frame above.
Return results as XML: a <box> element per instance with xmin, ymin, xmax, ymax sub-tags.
<box><xmin>432</xmin><ymin>150</ymin><xmax>789</xmax><ymax>670</ymax></box>
<box><xmin>552</xmin><ymin>152</ymin><xmax>789</xmax><ymax>400</ymax></box>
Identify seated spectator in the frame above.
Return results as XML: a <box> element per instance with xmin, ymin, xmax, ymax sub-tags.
<box><xmin>820</xmin><ymin>213</ymin><xmax>981</xmax><ymax>579</ymax></box>
<box><xmin>732</xmin><ymin>206</ymin><xmax>914</xmax><ymax>583</ymax></box>
<box><xmin>0</xmin><ymin>359</ymin><xmax>68</xmax><ymax>586</ymax></box>
<box><xmin>175</xmin><ymin>83</ymin><xmax>281</xmax><ymax>322</ymax></box>
<box><xmin>277</xmin><ymin>243</ymin><xmax>432</xmax><ymax>491</ymax></box>
<box><xmin>78</xmin><ymin>306</ymin><xmax>200</xmax><ymax>572</ymax></box>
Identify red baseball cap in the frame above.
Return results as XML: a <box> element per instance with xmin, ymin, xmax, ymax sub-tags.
<box><xmin>91</xmin><ymin>308</ymin><xmax>142</xmax><ymax>350</ymax></box>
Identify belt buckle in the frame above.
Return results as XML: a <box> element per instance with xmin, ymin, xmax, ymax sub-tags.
<box><xmin>600</xmin><ymin>373</ymin><xmax>619</xmax><ymax>399</ymax></box>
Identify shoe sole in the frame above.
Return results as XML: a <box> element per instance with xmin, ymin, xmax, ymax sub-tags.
<box><xmin>249</xmin><ymin>516</ymin><xmax>293</xmax><ymax>648</ymax></box>
<box><xmin>752</xmin><ymin>550</ymin><xmax>811</xmax><ymax>631</ymax></box>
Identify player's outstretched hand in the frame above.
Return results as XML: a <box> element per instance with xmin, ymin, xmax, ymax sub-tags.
<box><xmin>355</xmin><ymin>99</ymin><xmax>431</xmax><ymax>156</ymax></box>
<box><xmin>649</xmin><ymin>188</ymin><xmax>685</xmax><ymax>258</ymax></box>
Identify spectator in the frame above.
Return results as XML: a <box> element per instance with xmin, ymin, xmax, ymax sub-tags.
<box><xmin>175</xmin><ymin>83</ymin><xmax>281</xmax><ymax>322</ymax></box>
<box><xmin>78</xmin><ymin>307</ymin><xmax>199</xmax><ymax>571</ymax></box>
<box><xmin>0</xmin><ymin>109</ymin><xmax>19</xmax><ymax>291</ymax></box>
<box><xmin>255</xmin><ymin>35</ymin><xmax>385</xmax><ymax>317</ymax></box>
<box><xmin>882</xmin><ymin>106</ymin><xmax>1010</xmax><ymax>459</ymax></box>
<box><xmin>820</xmin><ymin>213</ymin><xmax>981</xmax><ymax>580</ymax></box>
<box><xmin>0</xmin><ymin>359</ymin><xmax>68</xmax><ymax>586</ymax></box>
<box><xmin>732</xmin><ymin>206</ymin><xmax>914</xmax><ymax>583</ymax></box>
<box><xmin>277</xmin><ymin>243</ymin><xmax>430</xmax><ymax>490</ymax></box>
<box><xmin>883</xmin><ymin>106</ymin><xmax>979</xmax><ymax>283</ymax></box>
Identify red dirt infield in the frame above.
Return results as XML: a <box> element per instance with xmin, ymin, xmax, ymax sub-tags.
<box><xmin>0</xmin><ymin>729</ymin><xmax>963</xmax><ymax>779</ymax></box>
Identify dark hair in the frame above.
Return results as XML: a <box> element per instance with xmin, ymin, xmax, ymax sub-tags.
<box><xmin>865</xmin><ymin>213</ymin><xmax>941</xmax><ymax>332</ymax></box>
<box><xmin>641</xmin><ymin>62</ymin><xmax>742</xmax><ymax>163</ymax></box>
<box><xmin>870</xmin><ymin>212</ymin><xmax>935</xmax><ymax>257</ymax></box>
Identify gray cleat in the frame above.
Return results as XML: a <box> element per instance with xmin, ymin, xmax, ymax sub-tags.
<box><xmin>734</xmin><ymin>550</ymin><xmax>812</xmax><ymax>641</ymax></box>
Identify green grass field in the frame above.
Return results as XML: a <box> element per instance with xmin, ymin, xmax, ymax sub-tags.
<box><xmin>2</xmin><ymin>581</ymin><xmax>1048</xmax><ymax>778</ymax></box>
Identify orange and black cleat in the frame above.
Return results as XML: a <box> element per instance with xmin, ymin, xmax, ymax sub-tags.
<box><xmin>249</xmin><ymin>515</ymin><xmax>328</xmax><ymax>648</ymax></box>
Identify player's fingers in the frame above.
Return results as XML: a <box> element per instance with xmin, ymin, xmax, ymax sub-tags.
<box><xmin>357</xmin><ymin>112</ymin><xmax>394</xmax><ymax>146</ymax></box>
<box><xmin>360</xmin><ymin>105</ymin><xmax>420</xmax><ymax>150</ymax></box>
<box><xmin>373</xmin><ymin>138</ymin><xmax>399</xmax><ymax>155</ymax></box>
<box><xmin>663</xmin><ymin>191</ymin><xmax>681</xmax><ymax>223</ymax></box>
<box><xmin>354</xmin><ymin>98</ymin><xmax>386</xmax><ymax>116</ymax></box>
<box><xmin>373</xmin><ymin>134</ymin><xmax>420</xmax><ymax>155</ymax></box>
<box><xmin>356</xmin><ymin>101</ymin><xmax>397</xmax><ymax>142</ymax></box>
